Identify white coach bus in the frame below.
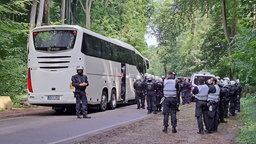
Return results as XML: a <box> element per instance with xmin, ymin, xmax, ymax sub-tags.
<box><xmin>27</xmin><ymin>25</ymin><xmax>149</xmax><ymax>112</ymax></box>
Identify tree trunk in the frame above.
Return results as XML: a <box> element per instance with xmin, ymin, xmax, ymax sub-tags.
<box><xmin>61</xmin><ymin>0</ymin><xmax>66</xmax><ymax>24</ymax></box>
<box><xmin>221</xmin><ymin>0</ymin><xmax>230</xmax><ymax>43</ymax></box>
<box><xmin>36</xmin><ymin>0</ymin><xmax>45</xmax><ymax>26</ymax></box>
<box><xmin>86</xmin><ymin>0</ymin><xmax>93</xmax><ymax>29</ymax></box>
<box><xmin>79</xmin><ymin>0</ymin><xmax>93</xmax><ymax>29</ymax></box>
<box><xmin>43</xmin><ymin>0</ymin><xmax>50</xmax><ymax>25</ymax></box>
<box><xmin>29</xmin><ymin>0</ymin><xmax>38</xmax><ymax>29</ymax></box>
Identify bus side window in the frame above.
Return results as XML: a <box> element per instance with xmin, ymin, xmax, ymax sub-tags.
<box><xmin>81</xmin><ymin>33</ymin><xmax>87</xmax><ymax>54</ymax></box>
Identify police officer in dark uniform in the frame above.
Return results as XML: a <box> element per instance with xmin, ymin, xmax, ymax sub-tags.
<box><xmin>206</xmin><ymin>77</ymin><xmax>220</xmax><ymax>133</ymax></box>
<box><xmin>71</xmin><ymin>66</ymin><xmax>91</xmax><ymax>119</ymax></box>
<box><xmin>229</xmin><ymin>81</ymin><xmax>237</xmax><ymax>116</ymax></box>
<box><xmin>223</xmin><ymin>84</ymin><xmax>231</xmax><ymax>118</ymax></box>
<box><xmin>235</xmin><ymin>80</ymin><xmax>242</xmax><ymax>112</ymax></box>
<box><xmin>219</xmin><ymin>81</ymin><xmax>228</xmax><ymax>123</ymax></box>
<box><xmin>156</xmin><ymin>78</ymin><xmax>163</xmax><ymax>112</ymax></box>
<box><xmin>146</xmin><ymin>74</ymin><xmax>157</xmax><ymax>114</ymax></box>
<box><xmin>134</xmin><ymin>75</ymin><xmax>145</xmax><ymax>109</ymax></box>
<box><xmin>192</xmin><ymin>77</ymin><xmax>209</xmax><ymax>134</ymax></box>
<box><xmin>162</xmin><ymin>71</ymin><xmax>179</xmax><ymax>133</ymax></box>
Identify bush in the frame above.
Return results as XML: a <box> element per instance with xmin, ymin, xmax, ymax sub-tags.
<box><xmin>237</xmin><ymin>95</ymin><xmax>256</xmax><ymax>144</ymax></box>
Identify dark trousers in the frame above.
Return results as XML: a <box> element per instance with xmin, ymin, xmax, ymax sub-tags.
<box><xmin>206</xmin><ymin>102</ymin><xmax>219</xmax><ymax>132</ymax></box>
<box><xmin>147</xmin><ymin>91</ymin><xmax>156</xmax><ymax>112</ymax></box>
<box><xmin>236</xmin><ymin>96</ymin><xmax>241</xmax><ymax>111</ymax></box>
<box><xmin>195</xmin><ymin>100</ymin><xmax>208</xmax><ymax>132</ymax></box>
<box><xmin>156</xmin><ymin>94</ymin><xmax>163</xmax><ymax>111</ymax></box>
<box><xmin>229</xmin><ymin>97</ymin><xmax>236</xmax><ymax>116</ymax></box>
<box><xmin>136</xmin><ymin>92</ymin><xmax>145</xmax><ymax>108</ymax></box>
<box><xmin>223</xmin><ymin>99</ymin><xmax>230</xmax><ymax>118</ymax></box>
<box><xmin>182</xmin><ymin>90</ymin><xmax>191</xmax><ymax>104</ymax></box>
<box><xmin>219</xmin><ymin>100</ymin><xmax>225</xmax><ymax>121</ymax></box>
<box><xmin>163</xmin><ymin>97</ymin><xmax>177</xmax><ymax>127</ymax></box>
<box><xmin>75</xmin><ymin>92</ymin><xmax>88</xmax><ymax>117</ymax></box>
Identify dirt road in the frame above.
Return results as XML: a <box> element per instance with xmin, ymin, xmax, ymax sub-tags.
<box><xmin>80</xmin><ymin>103</ymin><xmax>239</xmax><ymax>144</ymax></box>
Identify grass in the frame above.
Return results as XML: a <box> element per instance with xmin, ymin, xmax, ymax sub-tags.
<box><xmin>11</xmin><ymin>94</ymin><xmax>31</xmax><ymax>108</ymax></box>
<box><xmin>237</xmin><ymin>94</ymin><xmax>256</xmax><ymax>144</ymax></box>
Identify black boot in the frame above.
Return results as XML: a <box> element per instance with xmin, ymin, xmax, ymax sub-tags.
<box><xmin>162</xmin><ymin>126</ymin><xmax>168</xmax><ymax>133</ymax></box>
<box><xmin>83</xmin><ymin>115</ymin><xmax>91</xmax><ymax>119</ymax></box>
<box><xmin>77</xmin><ymin>115</ymin><xmax>82</xmax><ymax>119</ymax></box>
<box><xmin>172</xmin><ymin>126</ymin><xmax>177</xmax><ymax>133</ymax></box>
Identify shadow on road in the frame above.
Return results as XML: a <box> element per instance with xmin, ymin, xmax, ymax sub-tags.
<box><xmin>29</xmin><ymin>103</ymin><xmax>135</xmax><ymax>117</ymax></box>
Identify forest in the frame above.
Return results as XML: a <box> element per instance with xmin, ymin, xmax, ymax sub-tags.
<box><xmin>0</xmin><ymin>0</ymin><xmax>255</xmax><ymax>96</ymax></box>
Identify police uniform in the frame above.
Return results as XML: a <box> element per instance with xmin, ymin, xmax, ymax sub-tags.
<box><xmin>193</xmin><ymin>84</ymin><xmax>209</xmax><ymax>134</ymax></box>
<box><xmin>146</xmin><ymin>78</ymin><xmax>157</xmax><ymax>114</ymax></box>
<box><xmin>71</xmin><ymin>66</ymin><xmax>90</xmax><ymax>119</ymax></box>
<box><xmin>229</xmin><ymin>84</ymin><xmax>237</xmax><ymax>116</ymax></box>
<box><xmin>223</xmin><ymin>85</ymin><xmax>231</xmax><ymax>118</ymax></box>
<box><xmin>219</xmin><ymin>85</ymin><xmax>228</xmax><ymax>123</ymax></box>
<box><xmin>235</xmin><ymin>83</ymin><xmax>242</xmax><ymax>112</ymax></box>
<box><xmin>206</xmin><ymin>84</ymin><xmax>220</xmax><ymax>132</ymax></box>
<box><xmin>134</xmin><ymin>79</ymin><xmax>145</xmax><ymax>109</ymax></box>
<box><xmin>162</xmin><ymin>77</ymin><xmax>178</xmax><ymax>133</ymax></box>
<box><xmin>181</xmin><ymin>81</ymin><xmax>192</xmax><ymax>104</ymax></box>
<box><xmin>156</xmin><ymin>80</ymin><xmax>163</xmax><ymax>112</ymax></box>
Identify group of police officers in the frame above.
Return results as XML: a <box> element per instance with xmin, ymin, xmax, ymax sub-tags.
<box><xmin>71</xmin><ymin>66</ymin><xmax>242</xmax><ymax>134</ymax></box>
<box><xmin>133</xmin><ymin>71</ymin><xmax>242</xmax><ymax>134</ymax></box>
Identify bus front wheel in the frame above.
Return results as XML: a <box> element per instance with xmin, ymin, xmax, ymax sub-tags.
<box><xmin>99</xmin><ymin>91</ymin><xmax>108</xmax><ymax>111</ymax></box>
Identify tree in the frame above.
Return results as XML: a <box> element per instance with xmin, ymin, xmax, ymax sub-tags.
<box><xmin>36</xmin><ymin>0</ymin><xmax>45</xmax><ymax>26</ymax></box>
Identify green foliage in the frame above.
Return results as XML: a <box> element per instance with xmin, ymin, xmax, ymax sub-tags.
<box><xmin>237</xmin><ymin>95</ymin><xmax>256</xmax><ymax>144</ymax></box>
<box><xmin>0</xmin><ymin>1</ymin><xmax>29</xmax><ymax>97</ymax></box>
<box><xmin>150</xmin><ymin>0</ymin><xmax>256</xmax><ymax>83</ymax></box>
<box><xmin>232</xmin><ymin>29</ymin><xmax>256</xmax><ymax>86</ymax></box>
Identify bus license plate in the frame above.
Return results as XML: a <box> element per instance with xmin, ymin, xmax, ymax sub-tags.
<box><xmin>47</xmin><ymin>95</ymin><xmax>60</xmax><ymax>100</ymax></box>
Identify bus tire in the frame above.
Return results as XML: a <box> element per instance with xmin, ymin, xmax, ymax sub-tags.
<box><xmin>99</xmin><ymin>91</ymin><xmax>108</xmax><ymax>111</ymax></box>
<box><xmin>108</xmin><ymin>90</ymin><xmax>117</xmax><ymax>110</ymax></box>
<box><xmin>53</xmin><ymin>107</ymin><xmax>65</xmax><ymax>114</ymax></box>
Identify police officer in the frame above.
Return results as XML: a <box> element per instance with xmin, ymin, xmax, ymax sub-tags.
<box><xmin>134</xmin><ymin>75</ymin><xmax>145</xmax><ymax>109</ymax></box>
<box><xmin>182</xmin><ymin>79</ymin><xmax>192</xmax><ymax>104</ymax></box>
<box><xmin>71</xmin><ymin>66</ymin><xmax>91</xmax><ymax>119</ymax></box>
<box><xmin>219</xmin><ymin>80</ymin><xmax>228</xmax><ymax>123</ymax></box>
<box><xmin>235</xmin><ymin>79</ymin><xmax>242</xmax><ymax>112</ymax></box>
<box><xmin>162</xmin><ymin>71</ymin><xmax>179</xmax><ymax>133</ymax></box>
<box><xmin>192</xmin><ymin>77</ymin><xmax>209</xmax><ymax>134</ymax></box>
<box><xmin>229</xmin><ymin>81</ymin><xmax>237</xmax><ymax>116</ymax></box>
<box><xmin>223</xmin><ymin>79</ymin><xmax>231</xmax><ymax>118</ymax></box>
<box><xmin>146</xmin><ymin>74</ymin><xmax>157</xmax><ymax>114</ymax></box>
<box><xmin>206</xmin><ymin>77</ymin><xmax>220</xmax><ymax>133</ymax></box>
<box><xmin>156</xmin><ymin>77</ymin><xmax>163</xmax><ymax>112</ymax></box>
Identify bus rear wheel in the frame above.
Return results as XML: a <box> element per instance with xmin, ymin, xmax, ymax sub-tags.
<box><xmin>53</xmin><ymin>107</ymin><xmax>65</xmax><ymax>114</ymax></box>
<box><xmin>108</xmin><ymin>90</ymin><xmax>117</xmax><ymax>110</ymax></box>
<box><xmin>99</xmin><ymin>91</ymin><xmax>108</xmax><ymax>111</ymax></box>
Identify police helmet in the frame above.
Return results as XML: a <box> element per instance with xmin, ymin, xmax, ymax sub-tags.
<box><xmin>144</xmin><ymin>73</ymin><xmax>149</xmax><ymax>78</ymax></box>
<box><xmin>236</xmin><ymin>79</ymin><xmax>240</xmax><ymax>84</ymax></box>
<box><xmin>230</xmin><ymin>80</ymin><xmax>236</xmax><ymax>85</ymax></box>
<box><xmin>158</xmin><ymin>78</ymin><xmax>163</xmax><ymax>82</ymax></box>
<box><xmin>76</xmin><ymin>66</ymin><xmax>84</xmax><ymax>70</ymax></box>
<box><xmin>147</xmin><ymin>74</ymin><xmax>153</xmax><ymax>80</ymax></box>
<box><xmin>218</xmin><ymin>79</ymin><xmax>224</xmax><ymax>86</ymax></box>
<box><xmin>136</xmin><ymin>75</ymin><xmax>142</xmax><ymax>80</ymax></box>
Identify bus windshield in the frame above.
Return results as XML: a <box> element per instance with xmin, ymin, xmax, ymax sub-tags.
<box><xmin>33</xmin><ymin>30</ymin><xmax>77</xmax><ymax>52</ymax></box>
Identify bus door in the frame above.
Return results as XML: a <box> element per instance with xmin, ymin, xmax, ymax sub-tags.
<box><xmin>121</xmin><ymin>63</ymin><xmax>126</xmax><ymax>101</ymax></box>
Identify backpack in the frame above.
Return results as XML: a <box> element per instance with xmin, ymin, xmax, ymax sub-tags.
<box><xmin>147</xmin><ymin>82</ymin><xmax>154</xmax><ymax>91</ymax></box>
